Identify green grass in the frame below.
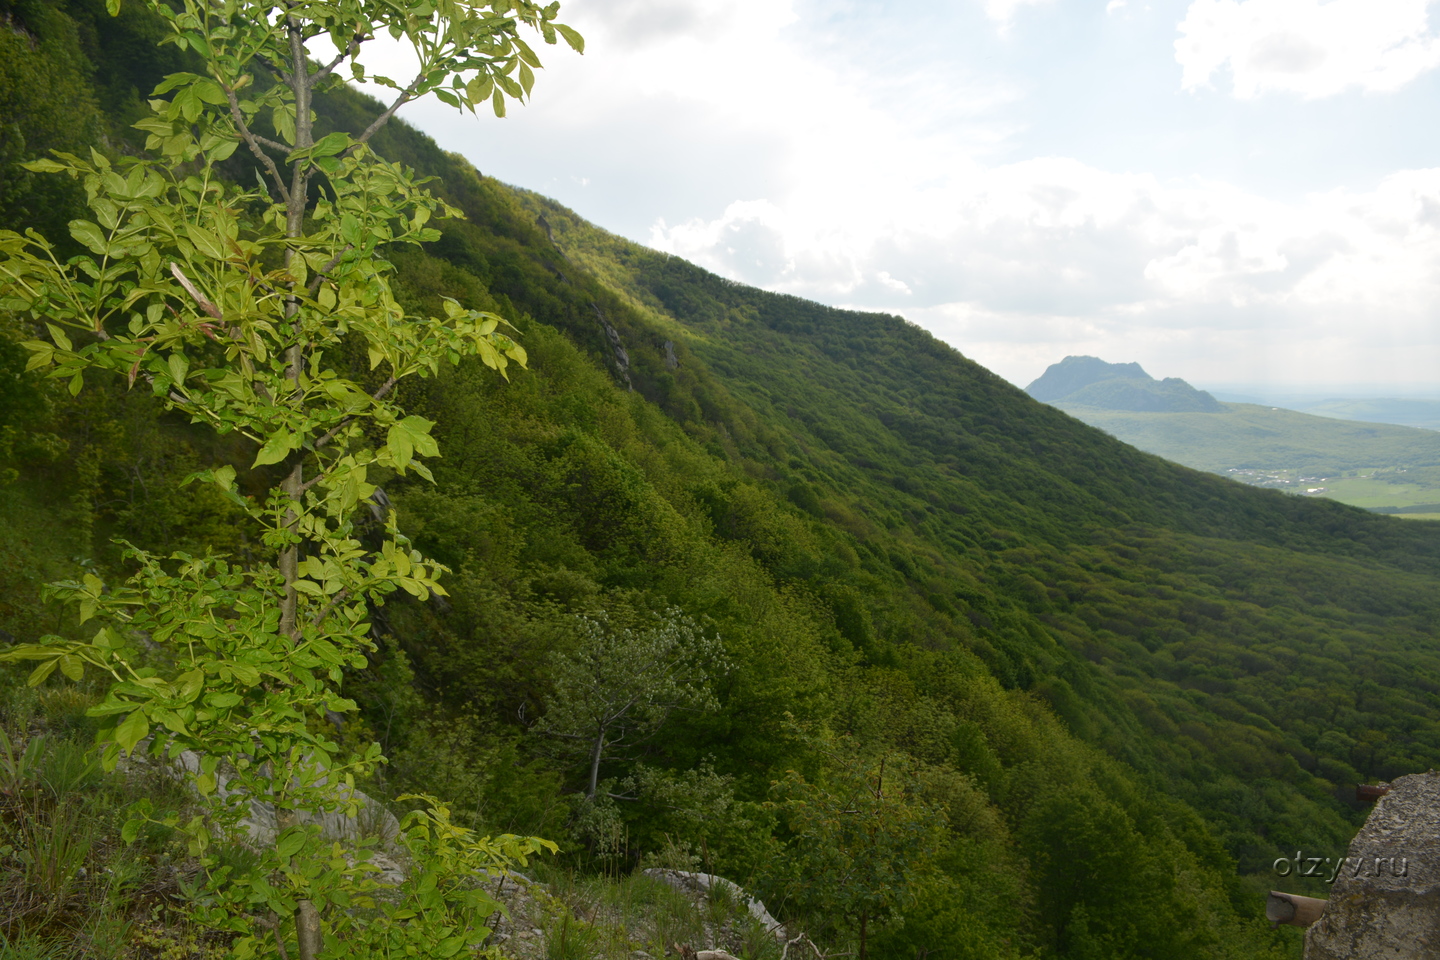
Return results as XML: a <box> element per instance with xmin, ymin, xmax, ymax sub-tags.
<box><xmin>1057</xmin><ymin>403</ymin><xmax>1440</xmax><ymax>511</ymax></box>
<box><xmin>1291</xmin><ymin>398</ymin><xmax>1440</xmax><ymax>432</ymax></box>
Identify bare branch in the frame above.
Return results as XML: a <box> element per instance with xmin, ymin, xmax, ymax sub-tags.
<box><xmin>351</xmin><ymin>73</ymin><xmax>427</xmax><ymax>150</ymax></box>
<box><xmin>170</xmin><ymin>263</ymin><xmax>222</xmax><ymax>320</ymax></box>
<box><xmin>312</xmin><ymin>33</ymin><xmax>365</xmax><ymax>85</ymax></box>
<box><xmin>309</xmin><ymin>589</ymin><xmax>350</xmax><ymax>627</ymax></box>
<box><xmin>221</xmin><ymin>84</ymin><xmax>293</xmax><ymax>203</ymax></box>
<box><xmin>311</xmin><ymin>375</ymin><xmax>397</xmax><ymax>452</ymax></box>
<box><xmin>255</xmin><ymin>54</ymin><xmax>292</xmax><ymax>86</ymax></box>
<box><xmin>305</xmin><ymin>246</ymin><xmax>352</xmax><ymax>297</ymax></box>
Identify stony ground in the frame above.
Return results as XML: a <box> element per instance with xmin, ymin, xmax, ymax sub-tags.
<box><xmin>481</xmin><ymin>867</ymin><xmax>785</xmax><ymax>960</ymax></box>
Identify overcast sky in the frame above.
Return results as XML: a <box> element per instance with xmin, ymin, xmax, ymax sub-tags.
<box><xmin>341</xmin><ymin>0</ymin><xmax>1440</xmax><ymax>394</ymax></box>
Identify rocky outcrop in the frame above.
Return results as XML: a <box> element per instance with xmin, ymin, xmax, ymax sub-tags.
<box><xmin>1305</xmin><ymin>771</ymin><xmax>1440</xmax><ymax>959</ymax></box>
<box><xmin>172</xmin><ymin>750</ymin><xmax>407</xmax><ymax>883</ymax></box>
<box><xmin>592</xmin><ymin>303</ymin><xmax>633</xmax><ymax>390</ymax></box>
<box><xmin>642</xmin><ymin>869</ymin><xmax>785</xmax><ymax>941</ymax></box>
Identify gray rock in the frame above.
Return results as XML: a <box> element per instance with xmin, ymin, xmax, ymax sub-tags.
<box><xmin>642</xmin><ymin>868</ymin><xmax>785</xmax><ymax>941</ymax></box>
<box><xmin>1305</xmin><ymin>771</ymin><xmax>1440</xmax><ymax>959</ymax></box>
<box><xmin>171</xmin><ymin>750</ymin><xmax>405</xmax><ymax>882</ymax></box>
<box><xmin>591</xmin><ymin>303</ymin><xmax>633</xmax><ymax>390</ymax></box>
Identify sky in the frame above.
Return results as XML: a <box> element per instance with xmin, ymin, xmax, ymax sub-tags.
<box><xmin>330</xmin><ymin>0</ymin><xmax>1440</xmax><ymax>394</ymax></box>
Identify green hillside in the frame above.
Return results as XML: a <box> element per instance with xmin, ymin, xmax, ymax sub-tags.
<box><xmin>1292</xmin><ymin>397</ymin><xmax>1440</xmax><ymax>433</ymax></box>
<box><xmin>1053</xmin><ymin>401</ymin><xmax>1440</xmax><ymax>513</ymax></box>
<box><xmin>3</xmin><ymin>3</ymin><xmax>1440</xmax><ymax>958</ymax></box>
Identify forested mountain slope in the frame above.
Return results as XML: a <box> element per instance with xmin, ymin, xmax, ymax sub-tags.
<box><xmin>2</xmin><ymin>3</ymin><xmax>1438</xmax><ymax>958</ymax></box>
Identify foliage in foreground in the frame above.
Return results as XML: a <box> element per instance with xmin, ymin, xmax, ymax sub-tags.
<box><xmin>1</xmin><ymin>0</ymin><xmax>577</xmax><ymax>956</ymax></box>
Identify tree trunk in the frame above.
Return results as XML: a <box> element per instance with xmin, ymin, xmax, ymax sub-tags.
<box><xmin>587</xmin><ymin>732</ymin><xmax>605</xmax><ymax>799</ymax></box>
<box><xmin>281</xmin><ymin>19</ymin><xmax>320</xmax><ymax>955</ymax></box>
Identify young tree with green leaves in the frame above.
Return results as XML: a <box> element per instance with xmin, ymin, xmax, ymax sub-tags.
<box><xmin>762</xmin><ymin>741</ymin><xmax>945</xmax><ymax>960</ymax></box>
<box><xmin>0</xmin><ymin>1</ymin><xmax>582</xmax><ymax>956</ymax></box>
<box><xmin>537</xmin><ymin>610</ymin><xmax>728</xmax><ymax>800</ymax></box>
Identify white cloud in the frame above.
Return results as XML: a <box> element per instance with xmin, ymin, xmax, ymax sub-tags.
<box><xmin>318</xmin><ymin>0</ymin><xmax>1440</xmax><ymax>389</ymax></box>
<box><xmin>984</xmin><ymin>0</ymin><xmax>1054</xmax><ymax>30</ymax></box>
<box><xmin>1176</xmin><ymin>0</ymin><xmax>1440</xmax><ymax>98</ymax></box>
<box><xmin>651</xmin><ymin>161</ymin><xmax>1440</xmax><ymax>387</ymax></box>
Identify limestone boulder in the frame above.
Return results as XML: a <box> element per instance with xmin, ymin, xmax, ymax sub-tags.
<box><xmin>1305</xmin><ymin>771</ymin><xmax>1440</xmax><ymax>959</ymax></box>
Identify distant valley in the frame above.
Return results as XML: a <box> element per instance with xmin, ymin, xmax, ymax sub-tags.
<box><xmin>1029</xmin><ymin>357</ymin><xmax>1440</xmax><ymax>518</ymax></box>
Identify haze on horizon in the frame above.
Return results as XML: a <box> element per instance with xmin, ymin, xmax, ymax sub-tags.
<box><xmin>331</xmin><ymin>0</ymin><xmax>1440</xmax><ymax>394</ymax></box>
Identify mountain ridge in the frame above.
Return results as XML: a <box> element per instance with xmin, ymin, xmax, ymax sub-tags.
<box><xmin>1026</xmin><ymin>355</ymin><xmax>1225</xmax><ymax>412</ymax></box>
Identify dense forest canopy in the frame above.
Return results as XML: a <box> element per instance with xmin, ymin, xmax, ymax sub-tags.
<box><xmin>2</xmin><ymin>2</ymin><xmax>1438</xmax><ymax>958</ymax></box>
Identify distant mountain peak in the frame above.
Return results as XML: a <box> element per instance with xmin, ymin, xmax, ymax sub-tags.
<box><xmin>1025</xmin><ymin>356</ymin><xmax>1150</xmax><ymax>402</ymax></box>
<box><xmin>1026</xmin><ymin>356</ymin><xmax>1223</xmax><ymax>413</ymax></box>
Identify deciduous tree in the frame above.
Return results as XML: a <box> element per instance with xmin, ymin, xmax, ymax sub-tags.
<box><xmin>0</xmin><ymin>1</ymin><xmax>581</xmax><ymax>956</ymax></box>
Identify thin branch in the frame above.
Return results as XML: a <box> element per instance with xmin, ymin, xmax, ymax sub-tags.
<box><xmin>222</xmin><ymin>84</ymin><xmax>293</xmax><ymax>204</ymax></box>
<box><xmin>312</xmin><ymin>33</ymin><xmax>364</xmax><ymax>85</ymax></box>
<box><xmin>296</xmin><ymin>467</ymin><xmax>329</xmax><ymax>496</ymax></box>
<box><xmin>305</xmin><ymin>246</ymin><xmax>352</xmax><ymax>297</ymax></box>
<box><xmin>309</xmin><ymin>589</ymin><xmax>350</xmax><ymax>627</ymax></box>
<box><xmin>255</xmin><ymin>54</ymin><xmax>292</xmax><ymax>86</ymax></box>
<box><xmin>263</xmin><ymin>914</ymin><xmax>291</xmax><ymax>960</ymax></box>
<box><xmin>533</xmin><ymin>729</ymin><xmax>588</xmax><ymax>742</ymax></box>
<box><xmin>351</xmin><ymin>73</ymin><xmax>427</xmax><ymax>150</ymax></box>
<box><xmin>311</xmin><ymin>375</ymin><xmax>397</xmax><ymax>451</ymax></box>
<box><xmin>90</xmin><ymin>325</ymin><xmax>195</xmax><ymax>410</ymax></box>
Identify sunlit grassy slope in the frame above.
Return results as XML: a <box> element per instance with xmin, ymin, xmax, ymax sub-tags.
<box><xmin>1055</xmin><ymin>401</ymin><xmax>1440</xmax><ymax>514</ymax></box>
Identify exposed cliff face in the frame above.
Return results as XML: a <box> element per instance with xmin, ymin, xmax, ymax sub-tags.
<box><xmin>1305</xmin><ymin>772</ymin><xmax>1440</xmax><ymax>960</ymax></box>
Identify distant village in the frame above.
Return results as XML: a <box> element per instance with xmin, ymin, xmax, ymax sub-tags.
<box><xmin>1225</xmin><ymin>468</ymin><xmax>1331</xmax><ymax>495</ymax></box>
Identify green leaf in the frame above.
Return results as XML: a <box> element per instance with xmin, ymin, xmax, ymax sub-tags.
<box><xmin>168</xmin><ymin>353</ymin><xmax>189</xmax><ymax>385</ymax></box>
<box><xmin>45</xmin><ymin>323</ymin><xmax>73</xmax><ymax>352</ymax></box>
<box><xmin>21</xmin><ymin>341</ymin><xmax>53</xmax><ymax>372</ymax></box>
<box><xmin>340</xmin><ymin>214</ymin><xmax>361</xmax><ymax>246</ymax></box>
<box><xmin>252</xmin><ymin>431</ymin><xmax>294</xmax><ymax>467</ymax></box>
<box><xmin>186</xmin><ymin>225</ymin><xmax>225</xmax><ymax>259</ymax></box>
<box><xmin>58</xmin><ymin>654</ymin><xmax>83</xmax><ymax>681</ymax></box>
<box><xmin>387</xmin><ymin>423</ymin><xmax>414</xmax><ymax>470</ymax></box>
<box><xmin>22</xmin><ymin>158</ymin><xmax>67</xmax><ymax>174</ymax></box>
<box><xmin>276</xmin><ymin>830</ymin><xmax>305</xmax><ymax>860</ymax></box>
<box><xmin>400</xmin><ymin>416</ymin><xmax>439</xmax><ymax>458</ymax></box>
<box><xmin>228</xmin><ymin>663</ymin><xmax>260</xmax><ymax>687</ymax></box>
<box><xmin>27</xmin><ymin>659</ymin><xmax>58</xmax><ymax>687</ymax></box>
<box><xmin>208</xmin><ymin>138</ymin><xmax>238</xmax><ymax>162</ymax></box>
<box><xmin>121</xmin><ymin>819</ymin><xmax>143</xmax><ymax>844</ymax></box>
<box><xmin>114</xmin><ymin>710</ymin><xmax>149</xmax><ymax>754</ymax></box>
<box><xmin>467</xmin><ymin>74</ymin><xmax>494</xmax><ymax>104</ymax></box>
<box><xmin>310</xmin><ymin>131</ymin><xmax>351</xmax><ymax>158</ymax></box>
<box><xmin>556</xmin><ymin>24</ymin><xmax>585</xmax><ymax>53</ymax></box>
